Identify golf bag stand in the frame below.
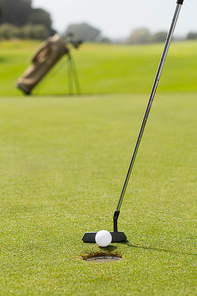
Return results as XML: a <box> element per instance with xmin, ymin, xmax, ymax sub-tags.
<box><xmin>82</xmin><ymin>0</ymin><xmax>184</xmax><ymax>243</ymax></box>
<box><xmin>67</xmin><ymin>52</ymin><xmax>81</xmax><ymax>95</ymax></box>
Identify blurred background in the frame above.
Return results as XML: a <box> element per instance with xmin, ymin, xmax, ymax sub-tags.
<box><xmin>0</xmin><ymin>0</ymin><xmax>197</xmax><ymax>96</ymax></box>
<box><xmin>1</xmin><ymin>0</ymin><xmax>197</xmax><ymax>43</ymax></box>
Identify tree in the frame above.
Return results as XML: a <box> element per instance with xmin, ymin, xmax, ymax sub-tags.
<box><xmin>0</xmin><ymin>7</ymin><xmax>1</xmax><ymax>17</ymax></box>
<box><xmin>151</xmin><ymin>31</ymin><xmax>167</xmax><ymax>43</ymax></box>
<box><xmin>126</xmin><ymin>28</ymin><xmax>151</xmax><ymax>44</ymax></box>
<box><xmin>27</xmin><ymin>8</ymin><xmax>55</xmax><ymax>35</ymax></box>
<box><xmin>0</xmin><ymin>23</ymin><xmax>49</xmax><ymax>40</ymax></box>
<box><xmin>0</xmin><ymin>0</ymin><xmax>55</xmax><ymax>36</ymax></box>
<box><xmin>100</xmin><ymin>37</ymin><xmax>111</xmax><ymax>43</ymax></box>
<box><xmin>0</xmin><ymin>0</ymin><xmax>32</xmax><ymax>26</ymax></box>
<box><xmin>64</xmin><ymin>23</ymin><xmax>101</xmax><ymax>42</ymax></box>
<box><xmin>186</xmin><ymin>32</ymin><xmax>197</xmax><ymax>40</ymax></box>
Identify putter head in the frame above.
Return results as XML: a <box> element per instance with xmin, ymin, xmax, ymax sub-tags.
<box><xmin>82</xmin><ymin>231</ymin><xmax>127</xmax><ymax>243</ymax></box>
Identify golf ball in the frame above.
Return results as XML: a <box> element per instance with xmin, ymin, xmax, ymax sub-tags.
<box><xmin>95</xmin><ymin>230</ymin><xmax>112</xmax><ymax>247</ymax></box>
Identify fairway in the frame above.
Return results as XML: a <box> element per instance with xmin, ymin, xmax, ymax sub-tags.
<box><xmin>0</xmin><ymin>93</ymin><xmax>197</xmax><ymax>295</ymax></box>
<box><xmin>1</xmin><ymin>40</ymin><xmax>197</xmax><ymax>96</ymax></box>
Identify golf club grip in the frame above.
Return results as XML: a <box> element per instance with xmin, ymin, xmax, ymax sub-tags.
<box><xmin>177</xmin><ymin>0</ymin><xmax>184</xmax><ymax>4</ymax></box>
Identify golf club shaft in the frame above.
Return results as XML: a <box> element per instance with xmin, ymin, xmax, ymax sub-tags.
<box><xmin>67</xmin><ymin>53</ymin><xmax>73</xmax><ymax>95</ymax></box>
<box><xmin>115</xmin><ymin>1</ymin><xmax>184</xmax><ymax>217</ymax></box>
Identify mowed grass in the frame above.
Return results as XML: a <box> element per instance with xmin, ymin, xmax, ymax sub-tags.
<box><xmin>0</xmin><ymin>93</ymin><xmax>197</xmax><ymax>295</ymax></box>
<box><xmin>0</xmin><ymin>40</ymin><xmax>197</xmax><ymax>95</ymax></box>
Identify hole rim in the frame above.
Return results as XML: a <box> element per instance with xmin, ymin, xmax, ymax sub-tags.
<box><xmin>80</xmin><ymin>251</ymin><xmax>123</xmax><ymax>262</ymax></box>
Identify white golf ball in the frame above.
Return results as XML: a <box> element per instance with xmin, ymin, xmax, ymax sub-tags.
<box><xmin>95</xmin><ymin>230</ymin><xmax>112</xmax><ymax>247</ymax></box>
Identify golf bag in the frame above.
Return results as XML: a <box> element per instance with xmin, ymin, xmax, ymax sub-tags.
<box><xmin>16</xmin><ymin>34</ymin><xmax>69</xmax><ymax>95</ymax></box>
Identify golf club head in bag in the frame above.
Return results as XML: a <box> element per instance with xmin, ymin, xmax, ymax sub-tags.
<box><xmin>82</xmin><ymin>0</ymin><xmax>184</xmax><ymax>244</ymax></box>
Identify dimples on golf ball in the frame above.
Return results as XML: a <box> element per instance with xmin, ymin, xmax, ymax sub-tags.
<box><xmin>95</xmin><ymin>230</ymin><xmax>112</xmax><ymax>247</ymax></box>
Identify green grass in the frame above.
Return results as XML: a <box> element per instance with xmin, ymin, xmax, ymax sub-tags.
<box><xmin>0</xmin><ymin>93</ymin><xmax>197</xmax><ymax>295</ymax></box>
<box><xmin>0</xmin><ymin>40</ymin><xmax>197</xmax><ymax>95</ymax></box>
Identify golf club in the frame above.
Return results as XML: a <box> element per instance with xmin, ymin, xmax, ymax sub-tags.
<box><xmin>82</xmin><ymin>0</ymin><xmax>184</xmax><ymax>243</ymax></box>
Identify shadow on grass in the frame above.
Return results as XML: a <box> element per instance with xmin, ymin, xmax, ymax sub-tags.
<box><xmin>101</xmin><ymin>245</ymin><xmax>118</xmax><ymax>252</ymax></box>
<box><xmin>31</xmin><ymin>92</ymin><xmax>105</xmax><ymax>97</ymax></box>
<box><xmin>124</xmin><ymin>241</ymin><xmax>197</xmax><ymax>257</ymax></box>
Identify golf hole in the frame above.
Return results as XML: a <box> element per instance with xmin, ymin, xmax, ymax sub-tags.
<box><xmin>81</xmin><ymin>251</ymin><xmax>122</xmax><ymax>263</ymax></box>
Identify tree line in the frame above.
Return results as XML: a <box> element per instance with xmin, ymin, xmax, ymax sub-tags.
<box><xmin>125</xmin><ymin>28</ymin><xmax>197</xmax><ymax>44</ymax></box>
<box><xmin>64</xmin><ymin>24</ymin><xmax>197</xmax><ymax>44</ymax></box>
<box><xmin>0</xmin><ymin>0</ymin><xmax>196</xmax><ymax>43</ymax></box>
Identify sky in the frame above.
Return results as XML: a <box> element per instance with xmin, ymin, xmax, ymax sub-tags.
<box><xmin>32</xmin><ymin>0</ymin><xmax>197</xmax><ymax>39</ymax></box>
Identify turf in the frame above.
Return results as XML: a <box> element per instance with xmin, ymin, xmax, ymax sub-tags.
<box><xmin>0</xmin><ymin>93</ymin><xmax>197</xmax><ymax>295</ymax></box>
<box><xmin>0</xmin><ymin>40</ymin><xmax>197</xmax><ymax>95</ymax></box>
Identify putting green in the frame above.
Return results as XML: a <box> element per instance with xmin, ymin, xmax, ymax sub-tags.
<box><xmin>0</xmin><ymin>93</ymin><xmax>196</xmax><ymax>295</ymax></box>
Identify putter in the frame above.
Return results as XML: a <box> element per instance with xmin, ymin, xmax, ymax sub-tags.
<box><xmin>82</xmin><ymin>0</ymin><xmax>184</xmax><ymax>243</ymax></box>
